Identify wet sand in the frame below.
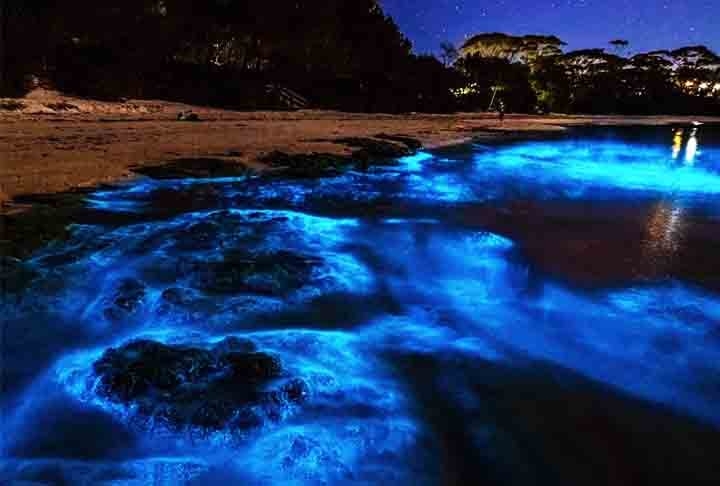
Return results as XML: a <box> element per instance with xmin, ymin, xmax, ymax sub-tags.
<box><xmin>2</xmin><ymin>93</ymin><xmax>719</xmax><ymax>211</ymax></box>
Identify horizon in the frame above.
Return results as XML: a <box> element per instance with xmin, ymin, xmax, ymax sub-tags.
<box><xmin>382</xmin><ymin>0</ymin><xmax>720</xmax><ymax>56</ymax></box>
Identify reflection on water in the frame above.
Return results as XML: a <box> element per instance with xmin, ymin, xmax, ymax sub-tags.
<box><xmin>2</xmin><ymin>126</ymin><xmax>720</xmax><ymax>485</ymax></box>
<box><xmin>672</xmin><ymin>127</ymin><xmax>701</xmax><ymax>166</ymax></box>
<box><xmin>642</xmin><ymin>201</ymin><xmax>686</xmax><ymax>269</ymax></box>
<box><xmin>685</xmin><ymin>128</ymin><xmax>699</xmax><ymax>165</ymax></box>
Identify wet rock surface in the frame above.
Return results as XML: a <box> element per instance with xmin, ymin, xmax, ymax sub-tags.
<box><xmin>0</xmin><ymin>256</ymin><xmax>39</xmax><ymax>295</ymax></box>
<box><xmin>260</xmin><ymin>136</ymin><xmax>417</xmax><ymax>178</ymax></box>
<box><xmin>92</xmin><ymin>338</ymin><xmax>307</xmax><ymax>431</ymax></box>
<box><xmin>374</xmin><ymin>133</ymin><xmax>423</xmax><ymax>151</ymax></box>
<box><xmin>189</xmin><ymin>250</ymin><xmax>322</xmax><ymax>296</ymax></box>
<box><xmin>333</xmin><ymin>136</ymin><xmax>411</xmax><ymax>161</ymax></box>
<box><xmin>261</xmin><ymin>151</ymin><xmax>353</xmax><ymax>178</ymax></box>
<box><xmin>132</xmin><ymin>158</ymin><xmax>249</xmax><ymax>180</ymax></box>
<box><xmin>103</xmin><ymin>279</ymin><xmax>147</xmax><ymax>321</ymax></box>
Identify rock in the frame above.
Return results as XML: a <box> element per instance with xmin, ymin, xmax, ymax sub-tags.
<box><xmin>92</xmin><ymin>338</ymin><xmax>307</xmax><ymax>431</ymax></box>
<box><xmin>161</xmin><ymin>287</ymin><xmax>194</xmax><ymax>305</ymax></box>
<box><xmin>260</xmin><ymin>151</ymin><xmax>351</xmax><ymax>178</ymax></box>
<box><xmin>212</xmin><ymin>336</ymin><xmax>257</xmax><ymax>354</ymax></box>
<box><xmin>333</xmin><ymin>136</ymin><xmax>411</xmax><ymax>162</ymax></box>
<box><xmin>0</xmin><ymin>256</ymin><xmax>39</xmax><ymax>295</ymax></box>
<box><xmin>177</xmin><ymin>110</ymin><xmax>200</xmax><ymax>122</ymax></box>
<box><xmin>191</xmin><ymin>250</ymin><xmax>321</xmax><ymax>296</ymax></box>
<box><xmin>132</xmin><ymin>158</ymin><xmax>248</xmax><ymax>180</ymax></box>
<box><xmin>103</xmin><ymin>278</ymin><xmax>146</xmax><ymax>321</ymax></box>
<box><xmin>374</xmin><ymin>133</ymin><xmax>423</xmax><ymax>151</ymax></box>
<box><xmin>173</xmin><ymin>220</ymin><xmax>221</xmax><ymax>250</ymax></box>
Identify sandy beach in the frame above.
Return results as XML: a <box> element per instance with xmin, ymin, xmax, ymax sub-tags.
<box><xmin>2</xmin><ymin>91</ymin><xmax>719</xmax><ymax>211</ymax></box>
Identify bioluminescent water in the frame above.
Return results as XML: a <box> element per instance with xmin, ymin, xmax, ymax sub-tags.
<box><xmin>2</xmin><ymin>126</ymin><xmax>720</xmax><ymax>485</ymax></box>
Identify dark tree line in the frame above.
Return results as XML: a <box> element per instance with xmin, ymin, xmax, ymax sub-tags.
<box><xmin>1</xmin><ymin>3</ymin><xmax>718</xmax><ymax>115</ymax></box>
<box><xmin>0</xmin><ymin>0</ymin><xmax>459</xmax><ymax>111</ymax></box>
<box><xmin>455</xmin><ymin>34</ymin><xmax>720</xmax><ymax>115</ymax></box>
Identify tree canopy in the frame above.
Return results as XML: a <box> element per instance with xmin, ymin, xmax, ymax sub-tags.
<box><xmin>2</xmin><ymin>6</ymin><xmax>718</xmax><ymax>115</ymax></box>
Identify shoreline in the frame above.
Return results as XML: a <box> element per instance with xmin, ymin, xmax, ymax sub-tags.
<box><xmin>1</xmin><ymin>106</ymin><xmax>718</xmax><ymax>269</ymax></box>
<box><xmin>3</xmin><ymin>95</ymin><xmax>720</xmax><ymax>212</ymax></box>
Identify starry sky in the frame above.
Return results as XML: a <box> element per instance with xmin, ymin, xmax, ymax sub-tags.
<box><xmin>381</xmin><ymin>0</ymin><xmax>720</xmax><ymax>56</ymax></box>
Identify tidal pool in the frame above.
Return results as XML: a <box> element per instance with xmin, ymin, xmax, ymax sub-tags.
<box><xmin>2</xmin><ymin>126</ymin><xmax>720</xmax><ymax>485</ymax></box>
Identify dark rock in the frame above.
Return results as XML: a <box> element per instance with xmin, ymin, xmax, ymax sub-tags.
<box><xmin>132</xmin><ymin>158</ymin><xmax>248</xmax><ymax>180</ymax></box>
<box><xmin>177</xmin><ymin>111</ymin><xmax>200</xmax><ymax>122</ymax></box>
<box><xmin>0</xmin><ymin>256</ymin><xmax>39</xmax><ymax>295</ymax></box>
<box><xmin>374</xmin><ymin>133</ymin><xmax>423</xmax><ymax>151</ymax></box>
<box><xmin>103</xmin><ymin>278</ymin><xmax>146</xmax><ymax>321</ymax></box>
<box><xmin>191</xmin><ymin>250</ymin><xmax>321</xmax><ymax>296</ymax></box>
<box><xmin>173</xmin><ymin>220</ymin><xmax>221</xmax><ymax>250</ymax></box>
<box><xmin>161</xmin><ymin>287</ymin><xmax>193</xmax><ymax>305</ymax></box>
<box><xmin>0</xmin><ymin>192</ymin><xmax>87</xmax><ymax>260</ymax></box>
<box><xmin>259</xmin><ymin>137</ymin><xmax>415</xmax><ymax>178</ymax></box>
<box><xmin>261</xmin><ymin>151</ymin><xmax>351</xmax><ymax>178</ymax></box>
<box><xmin>333</xmin><ymin>136</ymin><xmax>411</xmax><ymax>161</ymax></box>
<box><xmin>212</xmin><ymin>336</ymin><xmax>257</xmax><ymax>354</ymax></box>
<box><xmin>92</xmin><ymin>338</ymin><xmax>306</xmax><ymax>431</ymax></box>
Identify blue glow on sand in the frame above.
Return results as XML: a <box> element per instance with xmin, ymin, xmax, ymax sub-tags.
<box><xmin>3</xmin><ymin>126</ymin><xmax>720</xmax><ymax>484</ymax></box>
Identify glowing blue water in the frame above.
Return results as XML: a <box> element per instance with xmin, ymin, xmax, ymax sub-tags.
<box><xmin>2</xmin><ymin>126</ymin><xmax>720</xmax><ymax>484</ymax></box>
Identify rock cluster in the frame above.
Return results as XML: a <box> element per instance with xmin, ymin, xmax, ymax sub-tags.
<box><xmin>93</xmin><ymin>337</ymin><xmax>307</xmax><ymax>431</ymax></box>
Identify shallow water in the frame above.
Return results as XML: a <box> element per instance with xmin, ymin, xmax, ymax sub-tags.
<box><xmin>2</xmin><ymin>126</ymin><xmax>720</xmax><ymax>485</ymax></box>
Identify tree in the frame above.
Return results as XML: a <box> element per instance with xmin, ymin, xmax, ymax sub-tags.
<box><xmin>440</xmin><ymin>41</ymin><xmax>458</xmax><ymax>67</ymax></box>
<box><xmin>459</xmin><ymin>33</ymin><xmax>565</xmax><ymax>66</ymax></box>
<box><xmin>609</xmin><ymin>39</ymin><xmax>630</xmax><ymax>56</ymax></box>
<box><xmin>531</xmin><ymin>55</ymin><xmax>571</xmax><ymax>112</ymax></box>
<box><xmin>558</xmin><ymin>49</ymin><xmax>627</xmax><ymax>113</ymax></box>
<box><xmin>455</xmin><ymin>54</ymin><xmax>536</xmax><ymax>112</ymax></box>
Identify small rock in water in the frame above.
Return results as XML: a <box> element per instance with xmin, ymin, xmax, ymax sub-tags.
<box><xmin>92</xmin><ymin>338</ymin><xmax>308</xmax><ymax>432</ymax></box>
<box><xmin>103</xmin><ymin>278</ymin><xmax>147</xmax><ymax>321</ymax></box>
<box><xmin>173</xmin><ymin>220</ymin><xmax>221</xmax><ymax>250</ymax></box>
<box><xmin>0</xmin><ymin>256</ymin><xmax>39</xmax><ymax>295</ymax></box>
<box><xmin>190</xmin><ymin>250</ymin><xmax>321</xmax><ymax>296</ymax></box>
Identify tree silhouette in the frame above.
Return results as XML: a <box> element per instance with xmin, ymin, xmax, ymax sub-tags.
<box><xmin>609</xmin><ymin>39</ymin><xmax>630</xmax><ymax>56</ymax></box>
<box><xmin>440</xmin><ymin>42</ymin><xmax>459</xmax><ymax>67</ymax></box>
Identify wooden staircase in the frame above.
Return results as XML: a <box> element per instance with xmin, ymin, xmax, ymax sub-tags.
<box><xmin>265</xmin><ymin>84</ymin><xmax>309</xmax><ymax>110</ymax></box>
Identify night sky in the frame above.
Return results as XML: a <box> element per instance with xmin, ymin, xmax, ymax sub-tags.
<box><xmin>381</xmin><ymin>0</ymin><xmax>720</xmax><ymax>56</ymax></box>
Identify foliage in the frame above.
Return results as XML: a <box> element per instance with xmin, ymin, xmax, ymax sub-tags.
<box><xmin>1</xmin><ymin>4</ymin><xmax>718</xmax><ymax>115</ymax></box>
<box><xmin>455</xmin><ymin>32</ymin><xmax>719</xmax><ymax>115</ymax></box>
<box><xmin>1</xmin><ymin>0</ymin><xmax>460</xmax><ymax>112</ymax></box>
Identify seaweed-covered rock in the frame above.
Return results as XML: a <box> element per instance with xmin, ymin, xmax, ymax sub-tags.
<box><xmin>92</xmin><ymin>338</ymin><xmax>307</xmax><ymax>431</ymax></box>
<box><xmin>191</xmin><ymin>250</ymin><xmax>321</xmax><ymax>296</ymax></box>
